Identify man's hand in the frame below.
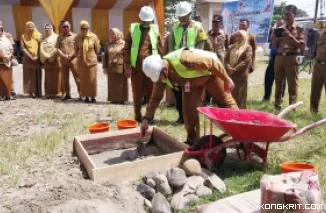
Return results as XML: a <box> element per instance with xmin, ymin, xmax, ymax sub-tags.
<box><xmin>224</xmin><ymin>77</ymin><xmax>235</xmax><ymax>93</ymax></box>
<box><xmin>140</xmin><ymin>119</ymin><xmax>149</xmax><ymax>136</ymax></box>
<box><xmin>31</xmin><ymin>56</ymin><xmax>38</xmax><ymax>61</ymax></box>
<box><xmin>3</xmin><ymin>55</ymin><xmax>10</xmax><ymax>61</ymax></box>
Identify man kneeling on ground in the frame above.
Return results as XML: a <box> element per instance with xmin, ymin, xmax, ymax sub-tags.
<box><xmin>140</xmin><ymin>48</ymin><xmax>238</xmax><ymax>145</ymax></box>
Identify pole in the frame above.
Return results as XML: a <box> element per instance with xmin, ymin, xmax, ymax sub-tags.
<box><xmin>314</xmin><ymin>0</ymin><xmax>319</xmax><ymax>22</ymax></box>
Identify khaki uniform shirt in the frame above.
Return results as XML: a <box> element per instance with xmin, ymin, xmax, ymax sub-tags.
<box><xmin>314</xmin><ymin>29</ymin><xmax>326</xmax><ymax>61</ymax></box>
<box><xmin>230</xmin><ymin>32</ymin><xmax>256</xmax><ymax>68</ymax></box>
<box><xmin>74</xmin><ymin>34</ymin><xmax>100</xmax><ymax>66</ymax></box>
<box><xmin>0</xmin><ymin>32</ymin><xmax>14</xmax><ymax>64</ymax></box>
<box><xmin>276</xmin><ymin>23</ymin><xmax>305</xmax><ymax>54</ymax></box>
<box><xmin>123</xmin><ymin>24</ymin><xmax>164</xmax><ymax>71</ymax></box>
<box><xmin>145</xmin><ymin>49</ymin><xmax>229</xmax><ymax>118</ymax></box>
<box><xmin>208</xmin><ymin>29</ymin><xmax>229</xmax><ymax>63</ymax></box>
<box><xmin>55</xmin><ymin>32</ymin><xmax>77</xmax><ymax>65</ymax></box>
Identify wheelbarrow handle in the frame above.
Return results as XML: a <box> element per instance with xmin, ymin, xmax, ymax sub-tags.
<box><xmin>279</xmin><ymin>117</ymin><xmax>326</xmax><ymax>142</ymax></box>
<box><xmin>277</xmin><ymin>101</ymin><xmax>304</xmax><ymax>118</ymax></box>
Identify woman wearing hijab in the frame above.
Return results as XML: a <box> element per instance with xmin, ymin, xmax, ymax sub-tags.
<box><xmin>103</xmin><ymin>28</ymin><xmax>128</xmax><ymax>104</ymax></box>
<box><xmin>40</xmin><ymin>24</ymin><xmax>62</xmax><ymax>99</ymax></box>
<box><xmin>21</xmin><ymin>21</ymin><xmax>42</xmax><ymax>98</ymax></box>
<box><xmin>225</xmin><ymin>30</ymin><xmax>253</xmax><ymax>109</ymax></box>
<box><xmin>0</xmin><ymin>24</ymin><xmax>14</xmax><ymax>100</ymax></box>
<box><xmin>75</xmin><ymin>20</ymin><xmax>100</xmax><ymax>103</ymax></box>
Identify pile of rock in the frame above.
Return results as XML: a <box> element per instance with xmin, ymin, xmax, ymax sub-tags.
<box><xmin>136</xmin><ymin>159</ymin><xmax>226</xmax><ymax>212</ymax></box>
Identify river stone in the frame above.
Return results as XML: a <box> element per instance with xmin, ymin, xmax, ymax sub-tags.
<box><xmin>137</xmin><ymin>183</ymin><xmax>155</xmax><ymax>200</ymax></box>
<box><xmin>166</xmin><ymin>168</ymin><xmax>187</xmax><ymax>188</ymax></box>
<box><xmin>196</xmin><ymin>185</ymin><xmax>212</xmax><ymax>197</ymax></box>
<box><xmin>144</xmin><ymin>171</ymin><xmax>159</xmax><ymax>182</ymax></box>
<box><xmin>151</xmin><ymin>192</ymin><xmax>171</xmax><ymax>213</ymax></box>
<box><xmin>170</xmin><ymin>192</ymin><xmax>188</xmax><ymax>210</ymax></box>
<box><xmin>182</xmin><ymin>159</ymin><xmax>202</xmax><ymax>176</ymax></box>
<box><xmin>146</xmin><ymin>178</ymin><xmax>156</xmax><ymax>188</ymax></box>
<box><xmin>204</xmin><ymin>174</ymin><xmax>226</xmax><ymax>193</ymax></box>
<box><xmin>153</xmin><ymin>175</ymin><xmax>172</xmax><ymax>197</ymax></box>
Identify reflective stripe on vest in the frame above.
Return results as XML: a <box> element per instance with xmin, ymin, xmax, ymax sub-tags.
<box><xmin>163</xmin><ymin>48</ymin><xmax>211</xmax><ymax>79</ymax></box>
<box><xmin>130</xmin><ymin>23</ymin><xmax>159</xmax><ymax>68</ymax></box>
<box><xmin>173</xmin><ymin>21</ymin><xmax>201</xmax><ymax>50</ymax></box>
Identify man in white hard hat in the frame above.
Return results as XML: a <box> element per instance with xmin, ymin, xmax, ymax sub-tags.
<box><xmin>123</xmin><ymin>6</ymin><xmax>164</xmax><ymax>122</ymax></box>
<box><xmin>165</xmin><ymin>1</ymin><xmax>213</xmax><ymax>125</ymax></box>
<box><xmin>140</xmin><ymin>48</ymin><xmax>238</xmax><ymax>145</ymax></box>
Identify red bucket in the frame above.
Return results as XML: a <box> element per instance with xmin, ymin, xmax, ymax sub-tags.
<box><xmin>116</xmin><ymin>119</ymin><xmax>138</xmax><ymax>130</ymax></box>
<box><xmin>280</xmin><ymin>162</ymin><xmax>317</xmax><ymax>173</ymax></box>
<box><xmin>88</xmin><ymin>122</ymin><xmax>110</xmax><ymax>134</ymax></box>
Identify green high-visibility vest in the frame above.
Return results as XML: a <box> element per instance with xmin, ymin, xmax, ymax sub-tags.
<box><xmin>130</xmin><ymin>23</ymin><xmax>159</xmax><ymax>68</ymax></box>
<box><xmin>162</xmin><ymin>48</ymin><xmax>211</xmax><ymax>87</ymax></box>
<box><xmin>173</xmin><ymin>21</ymin><xmax>202</xmax><ymax>50</ymax></box>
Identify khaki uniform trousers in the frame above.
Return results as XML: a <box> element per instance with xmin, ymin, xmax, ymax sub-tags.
<box><xmin>131</xmin><ymin>70</ymin><xmax>153</xmax><ymax>121</ymax></box>
<box><xmin>231</xmin><ymin>79</ymin><xmax>248</xmax><ymax>109</ymax></box>
<box><xmin>310</xmin><ymin>63</ymin><xmax>326</xmax><ymax>113</ymax></box>
<box><xmin>183</xmin><ymin>76</ymin><xmax>238</xmax><ymax>143</ymax></box>
<box><xmin>274</xmin><ymin>55</ymin><xmax>299</xmax><ymax>107</ymax></box>
<box><xmin>61</xmin><ymin>61</ymin><xmax>80</xmax><ymax>96</ymax></box>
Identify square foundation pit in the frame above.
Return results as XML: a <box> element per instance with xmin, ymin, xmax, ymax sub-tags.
<box><xmin>73</xmin><ymin>127</ymin><xmax>189</xmax><ymax>183</ymax></box>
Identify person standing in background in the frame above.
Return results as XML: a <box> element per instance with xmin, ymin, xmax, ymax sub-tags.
<box><xmin>75</xmin><ymin>20</ymin><xmax>100</xmax><ymax>103</ymax></box>
<box><xmin>273</xmin><ymin>5</ymin><xmax>305</xmax><ymax>110</ymax></box>
<box><xmin>40</xmin><ymin>24</ymin><xmax>62</xmax><ymax>99</ymax></box>
<box><xmin>166</xmin><ymin>1</ymin><xmax>212</xmax><ymax>125</ymax></box>
<box><xmin>263</xmin><ymin>19</ymin><xmax>286</xmax><ymax>102</ymax></box>
<box><xmin>0</xmin><ymin>24</ymin><xmax>14</xmax><ymax>101</ymax></box>
<box><xmin>56</xmin><ymin>20</ymin><xmax>81</xmax><ymax>101</ymax></box>
<box><xmin>225</xmin><ymin>30</ymin><xmax>252</xmax><ymax>109</ymax></box>
<box><xmin>123</xmin><ymin>6</ymin><xmax>164</xmax><ymax>122</ymax></box>
<box><xmin>21</xmin><ymin>21</ymin><xmax>42</xmax><ymax>98</ymax></box>
<box><xmin>0</xmin><ymin>21</ymin><xmax>16</xmax><ymax>99</ymax></box>
<box><xmin>230</xmin><ymin>19</ymin><xmax>256</xmax><ymax>73</ymax></box>
<box><xmin>310</xmin><ymin>28</ymin><xmax>326</xmax><ymax>114</ymax></box>
<box><xmin>103</xmin><ymin>28</ymin><xmax>128</xmax><ymax>104</ymax></box>
<box><xmin>206</xmin><ymin>14</ymin><xmax>229</xmax><ymax>105</ymax></box>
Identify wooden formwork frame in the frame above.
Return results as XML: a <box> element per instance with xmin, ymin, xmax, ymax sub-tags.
<box><xmin>74</xmin><ymin>127</ymin><xmax>189</xmax><ymax>183</ymax></box>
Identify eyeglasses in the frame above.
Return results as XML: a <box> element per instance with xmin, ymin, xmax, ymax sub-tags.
<box><xmin>62</xmin><ymin>26</ymin><xmax>69</xmax><ymax>29</ymax></box>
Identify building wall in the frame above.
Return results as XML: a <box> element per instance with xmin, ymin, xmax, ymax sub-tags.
<box><xmin>196</xmin><ymin>2</ymin><xmax>222</xmax><ymax>31</ymax></box>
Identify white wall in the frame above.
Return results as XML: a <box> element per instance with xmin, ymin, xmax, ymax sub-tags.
<box><xmin>196</xmin><ymin>2</ymin><xmax>223</xmax><ymax>31</ymax></box>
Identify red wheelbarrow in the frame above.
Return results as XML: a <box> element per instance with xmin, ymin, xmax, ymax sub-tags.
<box><xmin>184</xmin><ymin>102</ymin><xmax>326</xmax><ymax>170</ymax></box>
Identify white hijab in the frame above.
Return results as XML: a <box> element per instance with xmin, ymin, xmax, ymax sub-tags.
<box><xmin>40</xmin><ymin>24</ymin><xmax>58</xmax><ymax>64</ymax></box>
<box><xmin>0</xmin><ymin>32</ymin><xmax>12</xmax><ymax>67</ymax></box>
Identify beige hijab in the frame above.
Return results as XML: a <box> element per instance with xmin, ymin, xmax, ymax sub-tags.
<box><xmin>229</xmin><ymin>30</ymin><xmax>248</xmax><ymax>67</ymax></box>
<box><xmin>40</xmin><ymin>24</ymin><xmax>58</xmax><ymax>64</ymax></box>
<box><xmin>108</xmin><ymin>28</ymin><xmax>125</xmax><ymax>64</ymax></box>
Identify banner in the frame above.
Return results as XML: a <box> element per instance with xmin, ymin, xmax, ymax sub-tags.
<box><xmin>221</xmin><ymin>0</ymin><xmax>274</xmax><ymax>43</ymax></box>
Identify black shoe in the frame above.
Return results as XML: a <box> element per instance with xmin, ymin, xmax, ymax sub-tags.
<box><xmin>84</xmin><ymin>97</ymin><xmax>90</xmax><ymax>103</ymax></box>
<box><xmin>30</xmin><ymin>94</ymin><xmax>36</xmax><ymax>99</ymax></box>
<box><xmin>11</xmin><ymin>91</ymin><xmax>16</xmax><ymax>96</ymax></box>
<box><xmin>4</xmin><ymin>96</ymin><xmax>15</xmax><ymax>101</ymax></box>
<box><xmin>62</xmin><ymin>95</ymin><xmax>71</xmax><ymax>101</ymax></box>
<box><xmin>91</xmin><ymin>98</ymin><xmax>96</xmax><ymax>103</ymax></box>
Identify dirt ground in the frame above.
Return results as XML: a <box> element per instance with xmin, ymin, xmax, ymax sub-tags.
<box><xmin>0</xmin><ymin>61</ymin><xmax>311</xmax><ymax>213</ymax></box>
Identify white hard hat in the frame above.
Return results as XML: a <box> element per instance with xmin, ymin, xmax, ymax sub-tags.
<box><xmin>175</xmin><ymin>1</ymin><xmax>192</xmax><ymax>17</ymax></box>
<box><xmin>142</xmin><ymin>55</ymin><xmax>163</xmax><ymax>82</ymax></box>
<box><xmin>139</xmin><ymin>6</ymin><xmax>155</xmax><ymax>22</ymax></box>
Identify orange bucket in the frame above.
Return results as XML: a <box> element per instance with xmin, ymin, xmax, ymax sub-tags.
<box><xmin>280</xmin><ymin>162</ymin><xmax>317</xmax><ymax>173</ymax></box>
<box><xmin>116</xmin><ymin>119</ymin><xmax>138</xmax><ymax>130</ymax></box>
<box><xmin>88</xmin><ymin>122</ymin><xmax>110</xmax><ymax>134</ymax></box>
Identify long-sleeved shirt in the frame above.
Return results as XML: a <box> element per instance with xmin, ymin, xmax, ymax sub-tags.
<box><xmin>145</xmin><ymin>49</ymin><xmax>229</xmax><ymax>118</ymax></box>
<box><xmin>123</xmin><ymin>24</ymin><xmax>164</xmax><ymax>71</ymax></box>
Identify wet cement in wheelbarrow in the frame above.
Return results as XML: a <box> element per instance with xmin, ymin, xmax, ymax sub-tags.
<box><xmin>89</xmin><ymin>144</ymin><xmax>165</xmax><ymax>168</ymax></box>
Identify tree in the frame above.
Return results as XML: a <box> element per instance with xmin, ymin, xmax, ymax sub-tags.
<box><xmin>272</xmin><ymin>1</ymin><xmax>309</xmax><ymax>25</ymax></box>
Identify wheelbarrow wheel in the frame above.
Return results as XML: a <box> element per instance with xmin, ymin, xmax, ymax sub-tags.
<box><xmin>191</xmin><ymin>135</ymin><xmax>227</xmax><ymax>168</ymax></box>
